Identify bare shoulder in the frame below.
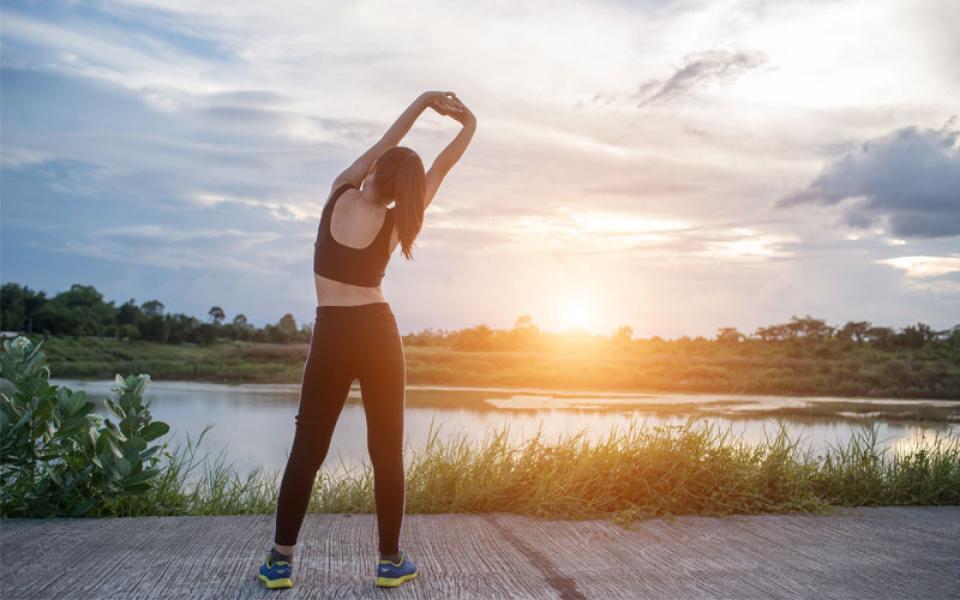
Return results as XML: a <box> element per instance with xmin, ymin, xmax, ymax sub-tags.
<box><xmin>329</xmin><ymin>176</ymin><xmax>356</xmax><ymax>197</ymax></box>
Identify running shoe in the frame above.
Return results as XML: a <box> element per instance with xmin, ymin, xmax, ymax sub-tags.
<box><xmin>376</xmin><ymin>551</ymin><xmax>418</xmax><ymax>588</ymax></box>
<box><xmin>258</xmin><ymin>550</ymin><xmax>293</xmax><ymax>590</ymax></box>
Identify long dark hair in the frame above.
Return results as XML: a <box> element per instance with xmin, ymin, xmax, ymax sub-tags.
<box><xmin>371</xmin><ymin>146</ymin><xmax>425</xmax><ymax>260</ymax></box>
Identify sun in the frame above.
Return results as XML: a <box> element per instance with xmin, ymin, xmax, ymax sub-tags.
<box><xmin>556</xmin><ymin>290</ymin><xmax>596</xmax><ymax>332</ymax></box>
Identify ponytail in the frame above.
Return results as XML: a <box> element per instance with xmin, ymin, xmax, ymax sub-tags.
<box><xmin>372</xmin><ymin>146</ymin><xmax>426</xmax><ymax>259</ymax></box>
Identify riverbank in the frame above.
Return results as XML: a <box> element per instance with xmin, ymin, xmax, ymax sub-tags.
<box><xmin>27</xmin><ymin>417</ymin><xmax>956</xmax><ymax>521</ymax></box>
<box><xmin>2</xmin><ymin>507</ymin><xmax>958</xmax><ymax>599</ymax></box>
<box><xmin>7</xmin><ymin>337</ymin><xmax>957</xmax><ymax>523</ymax></box>
<box><xmin>38</xmin><ymin>336</ymin><xmax>960</xmax><ymax>399</ymax></box>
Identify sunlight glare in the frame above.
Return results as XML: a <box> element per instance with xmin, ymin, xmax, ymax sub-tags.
<box><xmin>555</xmin><ymin>289</ymin><xmax>597</xmax><ymax>332</ymax></box>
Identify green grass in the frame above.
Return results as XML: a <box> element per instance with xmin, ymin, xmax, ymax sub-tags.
<box><xmin>98</xmin><ymin>419</ymin><xmax>960</xmax><ymax>522</ymax></box>
<box><xmin>38</xmin><ymin>336</ymin><xmax>960</xmax><ymax>398</ymax></box>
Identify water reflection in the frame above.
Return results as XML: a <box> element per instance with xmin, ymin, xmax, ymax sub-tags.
<box><xmin>52</xmin><ymin>379</ymin><xmax>959</xmax><ymax>475</ymax></box>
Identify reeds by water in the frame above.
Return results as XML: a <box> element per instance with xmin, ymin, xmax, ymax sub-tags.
<box><xmin>101</xmin><ymin>419</ymin><xmax>960</xmax><ymax>522</ymax></box>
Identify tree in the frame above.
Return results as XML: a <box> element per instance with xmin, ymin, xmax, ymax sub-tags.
<box><xmin>232</xmin><ymin>314</ymin><xmax>249</xmax><ymax>328</ymax></box>
<box><xmin>787</xmin><ymin>315</ymin><xmax>834</xmax><ymax>341</ymax></box>
<box><xmin>838</xmin><ymin>321</ymin><xmax>871</xmax><ymax>344</ymax></box>
<box><xmin>613</xmin><ymin>325</ymin><xmax>633</xmax><ymax>347</ymax></box>
<box><xmin>208</xmin><ymin>306</ymin><xmax>225</xmax><ymax>325</ymax></box>
<box><xmin>898</xmin><ymin>322</ymin><xmax>935</xmax><ymax>349</ymax></box>
<box><xmin>1</xmin><ymin>283</ymin><xmax>27</xmax><ymax>331</ymax></box>
<box><xmin>514</xmin><ymin>315</ymin><xmax>535</xmax><ymax>330</ymax></box>
<box><xmin>298</xmin><ymin>323</ymin><xmax>312</xmax><ymax>343</ymax></box>
<box><xmin>141</xmin><ymin>300</ymin><xmax>164</xmax><ymax>318</ymax></box>
<box><xmin>946</xmin><ymin>324</ymin><xmax>960</xmax><ymax>349</ymax></box>
<box><xmin>117</xmin><ymin>299</ymin><xmax>144</xmax><ymax>327</ymax></box>
<box><xmin>116</xmin><ymin>299</ymin><xmax>144</xmax><ymax>340</ymax></box>
<box><xmin>755</xmin><ymin>324</ymin><xmax>790</xmax><ymax>341</ymax></box>
<box><xmin>0</xmin><ymin>283</ymin><xmax>47</xmax><ymax>332</ymax></box>
<box><xmin>166</xmin><ymin>314</ymin><xmax>199</xmax><ymax>344</ymax></box>
<box><xmin>507</xmin><ymin>314</ymin><xmax>540</xmax><ymax>349</ymax></box>
<box><xmin>139</xmin><ymin>315</ymin><xmax>170</xmax><ymax>343</ymax></box>
<box><xmin>33</xmin><ymin>303</ymin><xmax>82</xmax><ymax>336</ymax></box>
<box><xmin>277</xmin><ymin>313</ymin><xmax>298</xmax><ymax>342</ymax></box>
<box><xmin>865</xmin><ymin>326</ymin><xmax>895</xmax><ymax>349</ymax></box>
<box><xmin>716</xmin><ymin>327</ymin><xmax>744</xmax><ymax>344</ymax></box>
<box><xmin>452</xmin><ymin>324</ymin><xmax>495</xmax><ymax>351</ymax></box>
<box><xmin>35</xmin><ymin>284</ymin><xmax>115</xmax><ymax>336</ymax></box>
<box><xmin>194</xmin><ymin>323</ymin><xmax>217</xmax><ymax>345</ymax></box>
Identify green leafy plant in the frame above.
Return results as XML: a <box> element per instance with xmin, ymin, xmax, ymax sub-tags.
<box><xmin>0</xmin><ymin>336</ymin><xmax>170</xmax><ymax>516</ymax></box>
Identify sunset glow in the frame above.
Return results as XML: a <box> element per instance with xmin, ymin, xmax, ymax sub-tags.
<box><xmin>2</xmin><ymin>5</ymin><xmax>958</xmax><ymax>594</ymax></box>
<box><xmin>1</xmin><ymin>0</ymin><xmax>957</xmax><ymax>337</ymax></box>
<box><xmin>555</xmin><ymin>290</ymin><xmax>598</xmax><ymax>332</ymax></box>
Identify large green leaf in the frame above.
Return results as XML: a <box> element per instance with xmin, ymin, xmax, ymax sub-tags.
<box><xmin>106</xmin><ymin>438</ymin><xmax>124</xmax><ymax>460</ymax></box>
<box><xmin>112</xmin><ymin>455</ymin><xmax>132</xmax><ymax>478</ymax></box>
<box><xmin>140</xmin><ymin>422</ymin><xmax>170</xmax><ymax>442</ymax></box>
<box><xmin>103</xmin><ymin>419</ymin><xmax>128</xmax><ymax>443</ymax></box>
<box><xmin>124</xmin><ymin>435</ymin><xmax>148</xmax><ymax>453</ymax></box>
<box><xmin>1</xmin><ymin>341</ymin><xmax>170</xmax><ymax>517</ymax></box>
<box><xmin>105</xmin><ymin>397</ymin><xmax>125</xmax><ymax>420</ymax></box>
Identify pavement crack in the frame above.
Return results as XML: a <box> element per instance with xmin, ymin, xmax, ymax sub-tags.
<box><xmin>485</xmin><ymin>514</ymin><xmax>587</xmax><ymax>600</ymax></box>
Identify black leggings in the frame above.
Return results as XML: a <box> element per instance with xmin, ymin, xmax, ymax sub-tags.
<box><xmin>273</xmin><ymin>302</ymin><xmax>406</xmax><ymax>554</ymax></box>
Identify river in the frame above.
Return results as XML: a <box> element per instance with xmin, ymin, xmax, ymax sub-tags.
<box><xmin>52</xmin><ymin>378</ymin><xmax>960</xmax><ymax>476</ymax></box>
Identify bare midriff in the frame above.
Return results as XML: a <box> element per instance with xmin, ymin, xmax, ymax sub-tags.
<box><xmin>314</xmin><ymin>273</ymin><xmax>387</xmax><ymax>306</ymax></box>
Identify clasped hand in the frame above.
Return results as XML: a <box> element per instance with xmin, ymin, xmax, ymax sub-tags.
<box><xmin>421</xmin><ymin>91</ymin><xmax>474</xmax><ymax>124</ymax></box>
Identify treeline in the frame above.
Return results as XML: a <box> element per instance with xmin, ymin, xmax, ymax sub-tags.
<box><xmin>0</xmin><ymin>283</ymin><xmax>310</xmax><ymax>345</ymax></box>
<box><xmin>3</xmin><ymin>282</ymin><xmax>958</xmax><ymax>357</ymax></box>
<box><xmin>406</xmin><ymin>315</ymin><xmax>960</xmax><ymax>356</ymax></box>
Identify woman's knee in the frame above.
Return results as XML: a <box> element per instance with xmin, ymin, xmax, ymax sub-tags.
<box><xmin>367</xmin><ymin>443</ymin><xmax>404</xmax><ymax>474</ymax></box>
<box><xmin>288</xmin><ymin>428</ymin><xmax>334</xmax><ymax>471</ymax></box>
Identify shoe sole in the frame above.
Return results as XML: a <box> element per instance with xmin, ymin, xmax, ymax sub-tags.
<box><xmin>259</xmin><ymin>573</ymin><xmax>293</xmax><ymax>589</ymax></box>
<box><xmin>375</xmin><ymin>571</ymin><xmax>418</xmax><ymax>588</ymax></box>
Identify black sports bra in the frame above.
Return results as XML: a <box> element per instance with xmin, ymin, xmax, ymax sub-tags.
<box><xmin>313</xmin><ymin>183</ymin><xmax>396</xmax><ymax>287</ymax></box>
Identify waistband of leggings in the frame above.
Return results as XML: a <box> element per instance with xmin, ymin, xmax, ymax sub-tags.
<box><xmin>315</xmin><ymin>302</ymin><xmax>393</xmax><ymax>317</ymax></box>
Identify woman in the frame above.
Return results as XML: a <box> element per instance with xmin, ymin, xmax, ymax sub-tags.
<box><xmin>257</xmin><ymin>90</ymin><xmax>476</xmax><ymax>590</ymax></box>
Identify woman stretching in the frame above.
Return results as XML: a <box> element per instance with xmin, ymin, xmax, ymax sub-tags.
<box><xmin>257</xmin><ymin>90</ymin><xmax>476</xmax><ymax>590</ymax></box>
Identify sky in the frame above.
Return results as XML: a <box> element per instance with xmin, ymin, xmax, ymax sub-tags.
<box><xmin>1</xmin><ymin>0</ymin><xmax>958</xmax><ymax>337</ymax></box>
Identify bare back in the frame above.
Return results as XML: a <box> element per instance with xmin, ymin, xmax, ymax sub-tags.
<box><xmin>313</xmin><ymin>186</ymin><xmax>401</xmax><ymax>306</ymax></box>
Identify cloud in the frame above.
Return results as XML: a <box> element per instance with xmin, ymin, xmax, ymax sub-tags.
<box><xmin>67</xmin><ymin>222</ymin><xmax>302</xmax><ymax>273</ymax></box>
<box><xmin>596</xmin><ymin>49</ymin><xmax>767</xmax><ymax>108</ymax></box>
<box><xmin>0</xmin><ymin>147</ymin><xmax>52</xmax><ymax>169</ymax></box>
<box><xmin>877</xmin><ymin>255</ymin><xmax>960</xmax><ymax>278</ymax></box>
<box><xmin>4</xmin><ymin>0</ymin><xmax>960</xmax><ymax>335</ymax></box>
<box><xmin>877</xmin><ymin>254</ymin><xmax>960</xmax><ymax>294</ymax></box>
<box><xmin>779</xmin><ymin>123</ymin><xmax>960</xmax><ymax>238</ymax></box>
<box><xmin>96</xmin><ymin>224</ymin><xmax>284</xmax><ymax>244</ymax></box>
<box><xmin>189</xmin><ymin>191</ymin><xmax>319</xmax><ymax>221</ymax></box>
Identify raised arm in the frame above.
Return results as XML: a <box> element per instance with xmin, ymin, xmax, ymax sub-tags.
<box><xmin>331</xmin><ymin>91</ymin><xmax>453</xmax><ymax>191</ymax></box>
<box><xmin>424</xmin><ymin>96</ymin><xmax>477</xmax><ymax>209</ymax></box>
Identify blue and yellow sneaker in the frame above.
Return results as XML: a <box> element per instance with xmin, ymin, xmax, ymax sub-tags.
<box><xmin>258</xmin><ymin>550</ymin><xmax>293</xmax><ymax>590</ymax></box>
<box><xmin>376</xmin><ymin>551</ymin><xmax>418</xmax><ymax>588</ymax></box>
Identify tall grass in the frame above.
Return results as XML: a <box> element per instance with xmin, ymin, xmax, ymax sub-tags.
<box><xmin>95</xmin><ymin>419</ymin><xmax>960</xmax><ymax>522</ymax></box>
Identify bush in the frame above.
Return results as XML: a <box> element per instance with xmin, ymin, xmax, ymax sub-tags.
<box><xmin>0</xmin><ymin>336</ymin><xmax>170</xmax><ymax>516</ymax></box>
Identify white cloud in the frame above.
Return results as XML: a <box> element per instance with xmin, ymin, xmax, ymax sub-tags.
<box><xmin>96</xmin><ymin>224</ymin><xmax>285</xmax><ymax>244</ymax></box>
<box><xmin>190</xmin><ymin>192</ymin><xmax>318</xmax><ymax>221</ymax></box>
<box><xmin>878</xmin><ymin>255</ymin><xmax>960</xmax><ymax>278</ymax></box>
<box><xmin>699</xmin><ymin>228</ymin><xmax>794</xmax><ymax>261</ymax></box>
<box><xmin>0</xmin><ymin>146</ymin><xmax>52</xmax><ymax>169</ymax></box>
